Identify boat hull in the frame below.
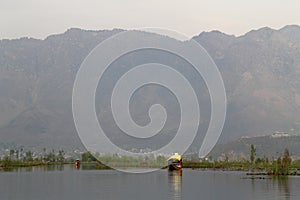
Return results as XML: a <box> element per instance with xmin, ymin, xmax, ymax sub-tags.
<box><xmin>168</xmin><ymin>163</ymin><xmax>182</xmax><ymax>170</ymax></box>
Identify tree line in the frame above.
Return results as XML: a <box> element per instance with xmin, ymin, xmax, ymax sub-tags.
<box><xmin>0</xmin><ymin>148</ymin><xmax>67</xmax><ymax>168</ymax></box>
<box><xmin>249</xmin><ymin>144</ymin><xmax>292</xmax><ymax>175</ymax></box>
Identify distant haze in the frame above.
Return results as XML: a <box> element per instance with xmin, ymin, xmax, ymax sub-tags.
<box><xmin>1</xmin><ymin>0</ymin><xmax>300</xmax><ymax>39</ymax></box>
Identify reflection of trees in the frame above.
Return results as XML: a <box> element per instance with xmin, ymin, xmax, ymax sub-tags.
<box><xmin>251</xmin><ymin>175</ymin><xmax>291</xmax><ymax>199</ymax></box>
<box><xmin>168</xmin><ymin>170</ymin><xmax>182</xmax><ymax>200</ymax></box>
<box><xmin>270</xmin><ymin>176</ymin><xmax>290</xmax><ymax>200</ymax></box>
<box><xmin>278</xmin><ymin>177</ymin><xmax>290</xmax><ymax>200</ymax></box>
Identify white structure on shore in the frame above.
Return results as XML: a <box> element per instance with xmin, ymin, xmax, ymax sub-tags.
<box><xmin>271</xmin><ymin>132</ymin><xmax>290</xmax><ymax>138</ymax></box>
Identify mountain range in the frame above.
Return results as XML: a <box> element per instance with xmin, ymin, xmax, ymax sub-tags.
<box><xmin>0</xmin><ymin>25</ymin><xmax>300</xmax><ymax>155</ymax></box>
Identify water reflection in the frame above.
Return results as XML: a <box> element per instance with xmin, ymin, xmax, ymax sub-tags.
<box><xmin>0</xmin><ymin>163</ymin><xmax>101</xmax><ymax>173</ymax></box>
<box><xmin>168</xmin><ymin>170</ymin><xmax>182</xmax><ymax>200</ymax></box>
<box><xmin>276</xmin><ymin>177</ymin><xmax>290</xmax><ymax>200</ymax></box>
<box><xmin>0</xmin><ymin>168</ymin><xmax>300</xmax><ymax>200</ymax></box>
<box><xmin>0</xmin><ymin>164</ymin><xmax>74</xmax><ymax>173</ymax></box>
<box><xmin>250</xmin><ymin>175</ymin><xmax>291</xmax><ymax>200</ymax></box>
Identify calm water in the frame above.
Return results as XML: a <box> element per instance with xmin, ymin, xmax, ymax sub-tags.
<box><xmin>0</xmin><ymin>165</ymin><xmax>300</xmax><ymax>200</ymax></box>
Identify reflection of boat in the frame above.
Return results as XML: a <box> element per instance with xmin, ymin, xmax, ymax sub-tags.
<box><xmin>74</xmin><ymin>159</ymin><xmax>80</xmax><ymax>169</ymax></box>
<box><xmin>168</xmin><ymin>170</ymin><xmax>182</xmax><ymax>200</ymax></box>
<box><xmin>167</xmin><ymin>153</ymin><xmax>182</xmax><ymax>170</ymax></box>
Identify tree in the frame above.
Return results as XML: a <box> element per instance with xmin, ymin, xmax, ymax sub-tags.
<box><xmin>57</xmin><ymin>150</ymin><xmax>65</xmax><ymax>162</ymax></box>
<box><xmin>20</xmin><ymin>148</ymin><xmax>24</xmax><ymax>160</ymax></box>
<box><xmin>9</xmin><ymin>149</ymin><xmax>15</xmax><ymax>160</ymax></box>
<box><xmin>282</xmin><ymin>148</ymin><xmax>291</xmax><ymax>175</ymax></box>
<box><xmin>2</xmin><ymin>156</ymin><xmax>12</xmax><ymax>167</ymax></box>
<box><xmin>271</xmin><ymin>149</ymin><xmax>292</xmax><ymax>175</ymax></box>
<box><xmin>81</xmin><ymin>151</ymin><xmax>97</xmax><ymax>162</ymax></box>
<box><xmin>276</xmin><ymin>157</ymin><xmax>282</xmax><ymax>175</ymax></box>
<box><xmin>15</xmin><ymin>150</ymin><xmax>19</xmax><ymax>160</ymax></box>
<box><xmin>44</xmin><ymin>149</ymin><xmax>56</xmax><ymax>162</ymax></box>
<box><xmin>255</xmin><ymin>157</ymin><xmax>263</xmax><ymax>164</ymax></box>
<box><xmin>156</xmin><ymin>155</ymin><xmax>166</xmax><ymax>165</ymax></box>
<box><xmin>264</xmin><ymin>157</ymin><xmax>270</xmax><ymax>170</ymax></box>
<box><xmin>250</xmin><ymin>144</ymin><xmax>256</xmax><ymax>164</ymax></box>
<box><xmin>25</xmin><ymin>151</ymin><xmax>33</xmax><ymax>162</ymax></box>
<box><xmin>282</xmin><ymin>149</ymin><xmax>291</xmax><ymax>165</ymax></box>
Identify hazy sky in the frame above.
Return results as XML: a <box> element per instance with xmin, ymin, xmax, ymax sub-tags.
<box><xmin>1</xmin><ymin>0</ymin><xmax>300</xmax><ymax>39</ymax></box>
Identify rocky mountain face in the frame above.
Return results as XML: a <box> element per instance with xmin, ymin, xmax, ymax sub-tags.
<box><xmin>194</xmin><ymin>25</ymin><xmax>300</xmax><ymax>142</ymax></box>
<box><xmin>0</xmin><ymin>26</ymin><xmax>299</xmax><ymax>153</ymax></box>
<box><xmin>0</xmin><ymin>29</ymin><xmax>123</xmax><ymax>150</ymax></box>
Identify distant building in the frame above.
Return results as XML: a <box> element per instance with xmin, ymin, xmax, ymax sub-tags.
<box><xmin>271</xmin><ymin>132</ymin><xmax>289</xmax><ymax>138</ymax></box>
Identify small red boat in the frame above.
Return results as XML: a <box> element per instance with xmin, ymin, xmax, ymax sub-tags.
<box><xmin>74</xmin><ymin>159</ymin><xmax>80</xmax><ymax>169</ymax></box>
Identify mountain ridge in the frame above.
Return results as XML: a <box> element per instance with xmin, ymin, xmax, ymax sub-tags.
<box><xmin>0</xmin><ymin>25</ymin><xmax>299</xmax><ymax>153</ymax></box>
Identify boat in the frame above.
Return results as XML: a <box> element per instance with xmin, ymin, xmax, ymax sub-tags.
<box><xmin>167</xmin><ymin>153</ymin><xmax>182</xmax><ymax>170</ymax></box>
<box><xmin>74</xmin><ymin>159</ymin><xmax>80</xmax><ymax>169</ymax></box>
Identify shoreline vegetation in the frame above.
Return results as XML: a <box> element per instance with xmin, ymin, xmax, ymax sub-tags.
<box><xmin>1</xmin><ymin>147</ymin><xmax>300</xmax><ymax>176</ymax></box>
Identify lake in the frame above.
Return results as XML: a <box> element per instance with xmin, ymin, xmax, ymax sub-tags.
<box><xmin>0</xmin><ymin>165</ymin><xmax>299</xmax><ymax>200</ymax></box>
